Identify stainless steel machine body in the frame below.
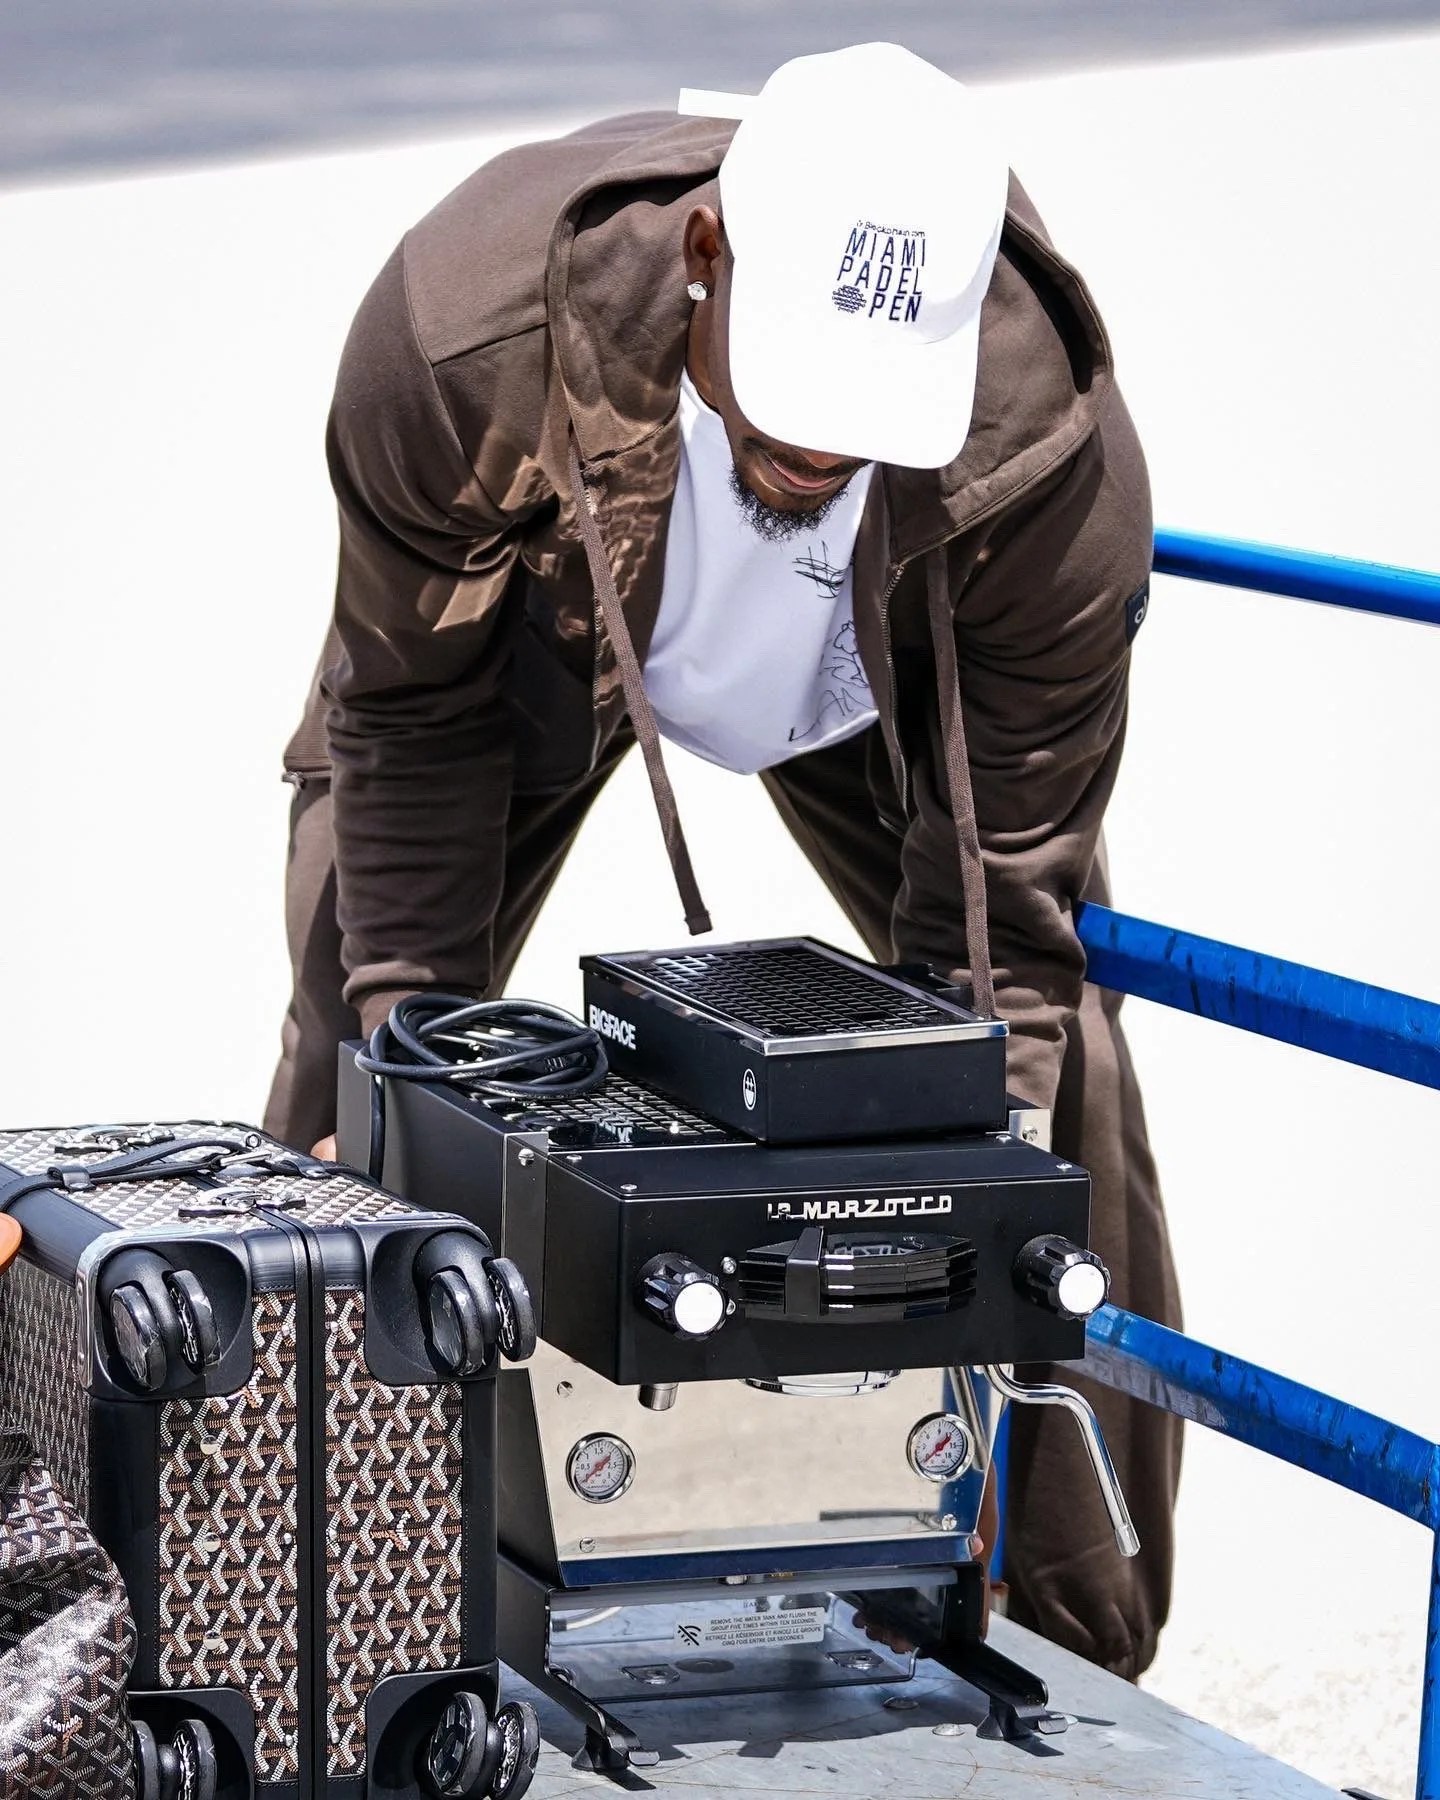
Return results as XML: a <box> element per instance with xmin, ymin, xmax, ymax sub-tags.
<box><xmin>336</xmin><ymin>945</ymin><xmax>1137</xmax><ymax>1777</ymax></box>
<box><xmin>502</xmin><ymin>1343</ymin><xmax>996</xmax><ymax>1583</ymax></box>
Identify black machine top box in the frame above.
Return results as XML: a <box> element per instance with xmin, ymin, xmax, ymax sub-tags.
<box><xmin>580</xmin><ymin>938</ymin><xmax>1009</xmax><ymax>1143</ymax></box>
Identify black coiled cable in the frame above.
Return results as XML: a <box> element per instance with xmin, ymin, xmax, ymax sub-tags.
<box><xmin>353</xmin><ymin>993</ymin><xmax>609</xmax><ymax>1178</ymax></box>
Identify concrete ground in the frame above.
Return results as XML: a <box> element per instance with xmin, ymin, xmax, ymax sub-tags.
<box><xmin>2</xmin><ymin>20</ymin><xmax>1438</xmax><ymax>1799</ymax></box>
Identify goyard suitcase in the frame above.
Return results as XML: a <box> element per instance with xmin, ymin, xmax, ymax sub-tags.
<box><xmin>0</xmin><ymin>1121</ymin><xmax>541</xmax><ymax>1800</ymax></box>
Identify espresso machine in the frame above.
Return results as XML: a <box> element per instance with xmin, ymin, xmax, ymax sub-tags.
<box><xmin>336</xmin><ymin>939</ymin><xmax>1136</xmax><ymax>1776</ymax></box>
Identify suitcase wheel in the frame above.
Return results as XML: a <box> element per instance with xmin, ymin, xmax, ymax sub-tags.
<box><xmin>172</xmin><ymin>1717</ymin><xmax>218</xmax><ymax>1800</ymax></box>
<box><xmin>425</xmin><ymin>1693</ymin><xmax>540</xmax><ymax>1800</ymax></box>
<box><xmin>489</xmin><ymin>1701</ymin><xmax>540</xmax><ymax>1800</ymax></box>
<box><xmin>484</xmin><ymin>1258</ymin><xmax>537</xmax><ymax>1362</ymax></box>
<box><xmin>426</xmin><ymin>1268</ymin><xmax>499</xmax><ymax>1377</ymax></box>
<box><xmin>110</xmin><ymin>1285</ymin><xmax>170</xmax><ymax>1392</ymax></box>
<box><xmin>426</xmin><ymin>1690</ymin><xmax>491</xmax><ymax>1796</ymax></box>
<box><xmin>132</xmin><ymin>1720</ymin><xmax>164</xmax><ymax>1800</ymax></box>
<box><xmin>164</xmin><ymin>1269</ymin><xmax>223</xmax><ymax>1371</ymax></box>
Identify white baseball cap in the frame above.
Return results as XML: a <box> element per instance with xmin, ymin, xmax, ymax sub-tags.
<box><xmin>680</xmin><ymin>44</ymin><xmax>1009</xmax><ymax>470</ymax></box>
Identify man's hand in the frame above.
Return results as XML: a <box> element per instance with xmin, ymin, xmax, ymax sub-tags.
<box><xmin>852</xmin><ymin>1534</ymin><xmax>989</xmax><ymax>1654</ymax></box>
<box><xmin>311</xmin><ymin>1134</ymin><xmax>338</xmax><ymax>1161</ymax></box>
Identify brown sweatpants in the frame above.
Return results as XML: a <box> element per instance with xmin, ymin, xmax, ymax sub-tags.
<box><xmin>264</xmin><ymin>726</ymin><xmax>1182</xmax><ymax>1679</ymax></box>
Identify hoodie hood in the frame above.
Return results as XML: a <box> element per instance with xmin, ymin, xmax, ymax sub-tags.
<box><xmin>543</xmin><ymin>114</ymin><xmax>1114</xmax><ymax>558</ymax></box>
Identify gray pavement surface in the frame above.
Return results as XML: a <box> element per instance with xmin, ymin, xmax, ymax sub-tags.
<box><xmin>513</xmin><ymin>1613</ymin><xmax>1351</xmax><ymax>1795</ymax></box>
<box><xmin>5</xmin><ymin>0</ymin><xmax>1440</xmax><ymax>185</ymax></box>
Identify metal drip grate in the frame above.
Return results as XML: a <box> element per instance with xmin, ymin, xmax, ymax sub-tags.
<box><xmin>616</xmin><ymin>943</ymin><xmax>961</xmax><ymax>1038</ymax></box>
<box><xmin>485</xmin><ymin>1073</ymin><xmax>733</xmax><ymax>1141</ymax></box>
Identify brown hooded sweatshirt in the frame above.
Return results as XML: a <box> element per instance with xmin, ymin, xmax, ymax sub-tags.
<box><xmin>284</xmin><ymin>111</ymin><xmax>1153</xmax><ymax>1115</ymax></box>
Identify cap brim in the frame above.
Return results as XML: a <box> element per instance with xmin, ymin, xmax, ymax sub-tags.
<box><xmin>726</xmin><ymin>247</ymin><xmax>981</xmax><ymax>470</ymax></box>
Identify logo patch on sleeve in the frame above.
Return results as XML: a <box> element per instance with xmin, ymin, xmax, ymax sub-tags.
<box><xmin>1125</xmin><ymin>582</ymin><xmax>1150</xmax><ymax>643</ymax></box>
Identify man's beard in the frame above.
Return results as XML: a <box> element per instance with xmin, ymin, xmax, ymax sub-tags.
<box><xmin>729</xmin><ymin>464</ymin><xmax>848</xmax><ymax>544</ymax></box>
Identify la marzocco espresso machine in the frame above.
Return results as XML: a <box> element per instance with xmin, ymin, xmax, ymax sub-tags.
<box><xmin>336</xmin><ymin>938</ymin><xmax>1137</xmax><ymax>1777</ymax></box>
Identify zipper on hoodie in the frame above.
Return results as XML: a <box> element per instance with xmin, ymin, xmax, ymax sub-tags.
<box><xmin>879</xmin><ymin>560</ymin><xmax>911</xmax><ymax>823</ymax></box>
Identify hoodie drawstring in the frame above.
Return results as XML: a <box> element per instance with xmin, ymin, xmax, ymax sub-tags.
<box><xmin>567</xmin><ymin>434</ymin><xmax>713</xmax><ymax>935</ymax></box>
<box><xmin>926</xmin><ymin>546</ymin><xmax>997</xmax><ymax>1019</ymax></box>
<box><xmin>565</xmin><ymin>441</ymin><xmax>991</xmax><ymax>1007</ymax></box>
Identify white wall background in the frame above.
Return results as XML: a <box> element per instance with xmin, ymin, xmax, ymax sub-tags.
<box><xmin>2</xmin><ymin>30</ymin><xmax>1437</xmax><ymax>1795</ymax></box>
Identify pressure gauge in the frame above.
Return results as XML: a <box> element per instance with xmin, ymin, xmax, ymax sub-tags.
<box><xmin>566</xmin><ymin>1433</ymin><xmax>636</xmax><ymax>1504</ymax></box>
<box><xmin>907</xmin><ymin>1412</ymin><xmax>976</xmax><ymax>1484</ymax></box>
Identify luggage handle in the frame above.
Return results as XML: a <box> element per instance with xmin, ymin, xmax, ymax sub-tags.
<box><xmin>0</xmin><ymin>1136</ymin><xmax>321</xmax><ymax>1215</ymax></box>
<box><xmin>50</xmin><ymin>1124</ymin><xmax>184</xmax><ymax>1155</ymax></box>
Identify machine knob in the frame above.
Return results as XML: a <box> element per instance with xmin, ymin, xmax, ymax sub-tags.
<box><xmin>636</xmin><ymin>1254</ymin><xmax>727</xmax><ymax>1340</ymax></box>
<box><xmin>1014</xmin><ymin>1235</ymin><xmax>1110</xmax><ymax>1321</ymax></box>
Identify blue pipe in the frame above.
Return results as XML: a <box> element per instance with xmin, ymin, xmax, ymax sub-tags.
<box><xmin>1084</xmin><ymin>1307</ymin><xmax>1440</xmax><ymax>1529</ymax></box>
<box><xmin>990</xmin><ymin>1406</ymin><xmax>1010</xmax><ymax>1582</ymax></box>
<box><xmin>1088</xmin><ymin>1308</ymin><xmax>1440</xmax><ymax>1799</ymax></box>
<box><xmin>1076</xmin><ymin>904</ymin><xmax>1440</xmax><ymax>1091</ymax></box>
<box><xmin>1422</xmin><ymin>1531</ymin><xmax>1440</xmax><ymax>1800</ymax></box>
<box><xmin>1154</xmin><ymin>529</ymin><xmax>1440</xmax><ymax>628</ymax></box>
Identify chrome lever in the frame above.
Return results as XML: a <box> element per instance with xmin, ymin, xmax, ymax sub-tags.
<box><xmin>982</xmin><ymin>1364</ymin><xmax>1140</xmax><ymax>1559</ymax></box>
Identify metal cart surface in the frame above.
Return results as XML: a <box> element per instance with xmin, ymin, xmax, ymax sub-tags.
<box><xmin>513</xmin><ymin>1613</ymin><xmax>1341</xmax><ymax>1797</ymax></box>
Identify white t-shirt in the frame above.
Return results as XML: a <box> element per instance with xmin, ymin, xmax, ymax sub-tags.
<box><xmin>643</xmin><ymin>371</ymin><xmax>877</xmax><ymax>777</ymax></box>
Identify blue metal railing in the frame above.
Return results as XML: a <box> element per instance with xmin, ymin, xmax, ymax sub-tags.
<box><xmin>1086</xmin><ymin>1307</ymin><xmax>1440</xmax><ymax>1531</ymax></box>
<box><xmin>1154</xmin><ymin>529</ymin><xmax>1440</xmax><ymax>629</ymax></box>
<box><xmin>1076</xmin><ymin>906</ymin><xmax>1440</xmax><ymax>1091</ymax></box>
<box><xmin>1069</xmin><ymin>533</ymin><xmax>1440</xmax><ymax>1799</ymax></box>
<box><xmin>1085</xmin><ymin>1307</ymin><xmax>1440</xmax><ymax>1789</ymax></box>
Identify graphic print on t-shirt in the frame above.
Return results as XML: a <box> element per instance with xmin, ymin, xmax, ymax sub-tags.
<box><xmin>792</xmin><ymin>542</ymin><xmax>846</xmax><ymax>598</ymax></box>
<box><xmin>644</xmin><ymin>369</ymin><xmax>877</xmax><ymax>775</ymax></box>
<box><xmin>789</xmin><ymin>620</ymin><xmax>872</xmax><ymax>745</ymax></box>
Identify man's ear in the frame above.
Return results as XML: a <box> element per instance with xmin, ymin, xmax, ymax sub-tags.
<box><xmin>683</xmin><ymin>206</ymin><xmax>725</xmax><ymax>291</ymax></box>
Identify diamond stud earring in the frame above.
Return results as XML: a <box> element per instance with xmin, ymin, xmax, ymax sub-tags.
<box><xmin>686</xmin><ymin>280</ymin><xmax>710</xmax><ymax>302</ymax></box>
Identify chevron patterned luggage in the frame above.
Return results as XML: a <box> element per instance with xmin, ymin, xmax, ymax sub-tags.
<box><xmin>0</xmin><ymin>1428</ymin><xmax>137</xmax><ymax>1800</ymax></box>
<box><xmin>0</xmin><ymin>1121</ymin><xmax>540</xmax><ymax>1800</ymax></box>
